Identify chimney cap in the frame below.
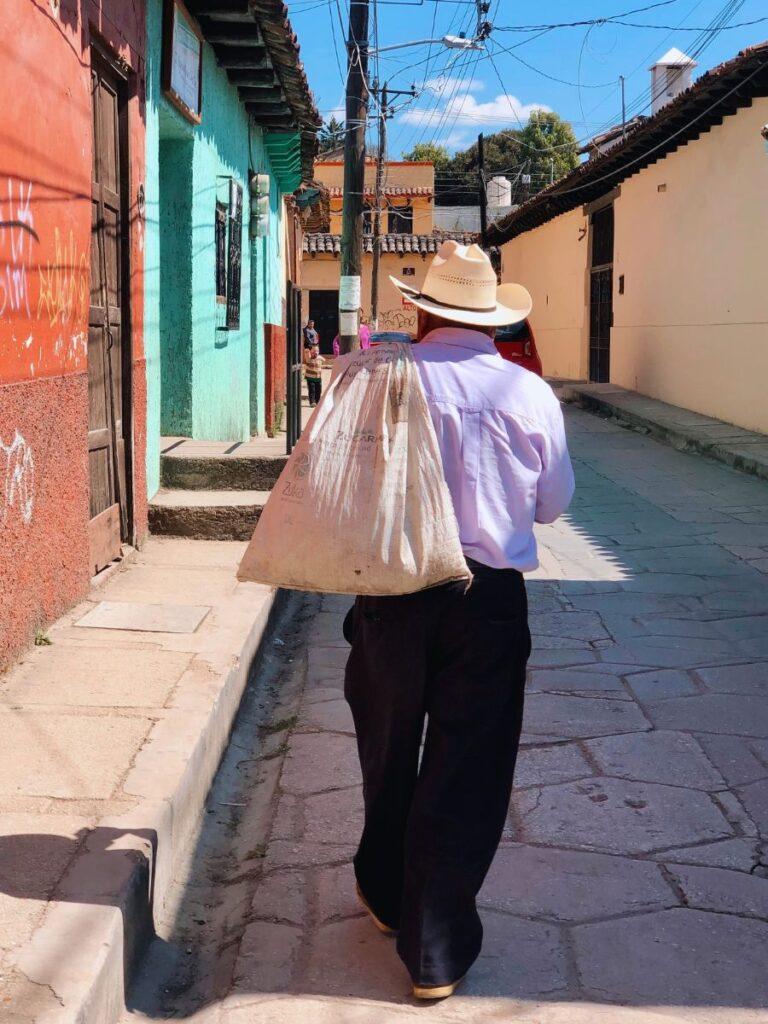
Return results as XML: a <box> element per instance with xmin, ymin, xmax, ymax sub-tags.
<box><xmin>649</xmin><ymin>47</ymin><xmax>697</xmax><ymax>70</ymax></box>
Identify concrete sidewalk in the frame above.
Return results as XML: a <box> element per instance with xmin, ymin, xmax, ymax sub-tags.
<box><xmin>563</xmin><ymin>382</ymin><xmax>768</xmax><ymax>482</ymax></box>
<box><xmin>214</xmin><ymin>403</ymin><xmax>768</xmax><ymax>1024</ymax></box>
<box><xmin>0</xmin><ymin>540</ymin><xmax>275</xmax><ymax>1024</ymax></box>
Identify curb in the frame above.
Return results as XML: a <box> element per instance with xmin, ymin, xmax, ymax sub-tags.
<box><xmin>11</xmin><ymin>587</ymin><xmax>281</xmax><ymax>1024</ymax></box>
<box><xmin>564</xmin><ymin>386</ymin><xmax>768</xmax><ymax>483</ymax></box>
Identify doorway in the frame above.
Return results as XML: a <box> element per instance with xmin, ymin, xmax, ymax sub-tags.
<box><xmin>88</xmin><ymin>51</ymin><xmax>132</xmax><ymax>574</ymax></box>
<box><xmin>588</xmin><ymin>204</ymin><xmax>614</xmax><ymax>384</ymax></box>
<box><xmin>309</xmin><ymin>289</ymin><xmax>339</xmax><ymax>356</ymax></box>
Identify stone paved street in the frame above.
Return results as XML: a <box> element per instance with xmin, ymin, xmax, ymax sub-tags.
<box><xmin>135</xmin><ymin>405</ymin><xmax>768</xmax><ymax>1024</ymax></box>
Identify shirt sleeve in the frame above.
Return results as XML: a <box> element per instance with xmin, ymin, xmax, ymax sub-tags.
<box><xmin>534</xmin><ymin>396</ymin><xmax>575</xmax><ymax>524</ymax></box>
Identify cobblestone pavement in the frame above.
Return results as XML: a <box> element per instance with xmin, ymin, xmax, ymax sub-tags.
<box><xmin>219</xmin><ymin>406</ymin><xmax>768</xmax><ymax>1023</ymax></box>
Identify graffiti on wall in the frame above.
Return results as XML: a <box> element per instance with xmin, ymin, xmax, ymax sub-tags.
<box><xmin>37</xmin><ymin>227</ymin><xmax>89</xmax><ymax>329</ymax></box>
<box><xmin>0</xmin><ymin>178</ymin><xmax>37</xmax><ymax>320</ymax></box>
<box><xmin>378</xmin><ymin>308</ymin><xmax>417</xmax><ymax>331</ymax></box>
<box><xmin>0</xmin><ymin>178</ymin><xmax>90</xmax><ymax>377</ymax></box>
<box><xmin>0</xmin><ymin>430</ymin><xmax>35</xmax><ymax>526</ymax></box>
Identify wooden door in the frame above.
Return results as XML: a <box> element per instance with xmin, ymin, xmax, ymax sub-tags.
<box><xmin>589</xmin><ymin>268</ymin><xmax>613</xmax><ymax>384</ymax></box>
<box><xmin>589</xmin><ymin>204</ymin><xmax>614</xmax><ymax>384</ymax></box>
<box><xmin>308</xmin><ymin>289</ymin><xmax>339</xmax><ymax>356</ymax></box>
<box><xmin>88</xmin><ymin>56</ymin><xmax>129</xmax><ymax>573</ymax></box>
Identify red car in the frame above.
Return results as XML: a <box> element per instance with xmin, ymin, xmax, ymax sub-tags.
<box><xmin>494</xmin><ymin>318</ymin><xmax>543</xmax><ymax>376</ymax></box>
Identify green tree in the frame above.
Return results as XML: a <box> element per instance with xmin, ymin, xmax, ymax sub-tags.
<box><xmin>401</xmin><ymin>142</ymin><xmax>451</xmax><ymax>168</ymax></box>
<box><xmin>449</xmin><ymin>130</ymin><xmax>522</xmax><ymax>174</ymax></box>
<box><xmin>517</xmin><ymin>111</ymin><xmax>579</xmax><ymax>189</ymax></box>
<box><xmin>318</xmin><ymin>115</ymin><xmax>345</xmax><ymax>154</ymax></box>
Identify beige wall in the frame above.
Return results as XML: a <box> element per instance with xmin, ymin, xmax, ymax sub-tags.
<box><xmin>500</xmin><ymin>97</ymin><xmax>768</xmax><ymax>432</ymax></box>
<box><xmin>500</xmin><ymin>207</ymin><xmax>589</xmax><ymax>380</ymax></box>
<box><xmin>611</xmin><ymin>96</ymin><xmax>768</xmax><ymax>433</ymax></box>
<box><xmin>301</xmin><ymin>249</ymin><xmax>439</xmax><ymax>335</ymax></box>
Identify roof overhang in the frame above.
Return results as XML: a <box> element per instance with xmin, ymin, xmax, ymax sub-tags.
<box><xmin>185</xmin><ymin>0</ymin><xmax>321</xmax><ymax>183</ymax></box>
<box><xmin>488</xmin><ymin>40</ymin><xmax>768</xmax><ymax>246</ymax></box>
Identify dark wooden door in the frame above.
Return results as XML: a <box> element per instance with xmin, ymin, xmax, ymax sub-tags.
<box><xmin>309</xmin><ymin>289</ymin><xmax>339</xmax><ymax>356</ymax></box>
<box><xmin>88</xmin><ymin>55</ymin><xmax>129</xmax><ymax>573</ymax></box>
<box><xmin>589</xmin><ymin>204</ymin><xmax>614</xmax><ymax>383</ymax></box>
<box><xmin>589</xmin><ymin>268</ymin><xmax>613</xmax><ymax>383</ymax></box>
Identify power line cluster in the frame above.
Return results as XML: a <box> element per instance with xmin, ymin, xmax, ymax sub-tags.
<box><xmin>298</xmin><ymin>0</ymin><xmax>765</xmax><ymax>211</ymax></box>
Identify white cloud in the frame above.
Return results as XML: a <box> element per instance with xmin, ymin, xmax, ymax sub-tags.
<box><xmin>423</xmin><ymin>75</ymin><xmax>484</xmax><ymax>96</ymax></box>
<box><xmin>400</xmin><ymin>91</ymin><xmax>550</xmax><ymax>132</ymax></box>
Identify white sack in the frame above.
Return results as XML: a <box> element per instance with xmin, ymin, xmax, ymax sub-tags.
<box><xmin>237</xmin><ymin>343</ymin><xmax>471</xmax><ymax>595</ymax></box>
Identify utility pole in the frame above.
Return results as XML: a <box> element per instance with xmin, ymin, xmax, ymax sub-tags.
<box><xmin>370</xmin><ymin>82</ymin><xmax>387</xmax><ymax>331</ymax></box>
<box><xmin>478</xmin><ymin>132</ymin><xmax>487</xmax><ymax>249</ymax></box>
<box><xmin>339</xmin><ymin>0</ymin><xmax>370</xmax><ymax>354</ymax></box>
<box><xmin>620</xmin><ymin>75</ymin><xmax>627</xmax><ymax>139</ymax></box>
<box><xmin>369</xmin><ymin>82</ymin><xmax>415</xmax><ymax>329</ymax></box>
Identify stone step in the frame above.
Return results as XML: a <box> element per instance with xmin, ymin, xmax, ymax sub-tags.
<box><xmin>149</xmin><ymin>489</ymin><xmax>270</xmax><ymax>540</ymax></box>
<box><xmin>161</xmin><ymin>452</ymin><xmax>287</xmax><ymax>491</ymax></box>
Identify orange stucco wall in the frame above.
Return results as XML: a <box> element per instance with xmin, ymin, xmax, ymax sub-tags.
<box><xmin>316</xmin><ymin>160</ymin><xmax>435</xmax><ymax>235</ymax></box>
<box><xmin>0</xmin><ymin>0</ymin><xmax>146</xmax><ymax>667</ymax></box>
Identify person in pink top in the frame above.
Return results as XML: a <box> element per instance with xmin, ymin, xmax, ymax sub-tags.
<box><xmin>332</xmin><ymin>311</ymin><xmax>371</xmax><ymax>356</ymax></box>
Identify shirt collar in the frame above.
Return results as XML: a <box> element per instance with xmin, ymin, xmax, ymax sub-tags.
<box><xmin>420</xmin><ymin>326</ymin><xmax>500</xmax><ymax>356</ymax></box>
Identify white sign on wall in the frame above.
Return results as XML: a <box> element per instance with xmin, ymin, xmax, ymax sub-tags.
<box><xmin>163</xmin><ymin>0</ymin><xmax>203</xmax><ymax>123</ymax></box>
<box><xmin>339</xmin><ymin>275</ymin><xmax>361</xmax><ymax>311</ymax></box>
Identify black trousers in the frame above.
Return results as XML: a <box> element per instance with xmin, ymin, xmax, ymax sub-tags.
<box><xmin>307</xmin><ymin>376</ymin><xmax>322</xmax><ymax>405</ymax></box>
<box><xmin>343</xmin><ymin>561</ymin><xmax>531</xmax><ymax>987</ymax></box>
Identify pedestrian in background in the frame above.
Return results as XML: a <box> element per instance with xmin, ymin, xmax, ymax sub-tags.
<box><xmin>332</xmin><ymin>312</ymin><xmax>371</xmax><ymax>356</ymax></box>
<box><xmin>342</xmin><ymin>241</ymin><xmax>574</xmax><ymax>1000</ymax></box>
<box><xmin>303</xmin><ymin>319</ymin><xmax>319</xmax><ymax>351</ymax></box>
<box><xmin>304</xmin><ymin>344</ymin><xmax>324</xmax><ymax>407</ymax></box>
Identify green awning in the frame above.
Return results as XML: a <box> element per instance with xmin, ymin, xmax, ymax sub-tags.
<box><xmin>264</xmin><ymin>131</ymin><xmax>302</xmax><ymax>194</ymax></box>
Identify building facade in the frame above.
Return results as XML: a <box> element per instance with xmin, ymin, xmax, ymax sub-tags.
<box><xmin>0</xmin><ymin>0</ymin><xmax>148</xmax><ymax>667</ymax></box>
<box><xmin>301</xmin><ymin>159</ymin><xmax>472</xmax><ymax>348</ymax></box>
<box><xmin>143</xmin><ymin>0</ymin><xmax>319</xmax><ymax>495</ymax></box>
<box><xmin>490</xmin><ymin>42</ymin><xmax>768</xmax><ymax>434</ymax></box>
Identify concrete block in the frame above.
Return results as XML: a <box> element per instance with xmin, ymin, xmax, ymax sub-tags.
<box><xmin>574</xmin><ymin>908</ymin><xmax>768</xmax><ymax>1009</ymax></box>
<box><xmin>76</xmin><ymin>601</ymin><xmax>210</xmax><ymax>634</ymax></box>
<box><xmin>626</xmin><ymin>669</ymin><xmax>699</xmax><ymax>701</ymax></box>
<box><xmin>645</xmin><ymin>693</ymin><xmax>768</xmax><ymax>737</ymax></box>
<box><xmin>669</xmin><ymin>863</ymin><xmax>768</xmax><ymax>918</ymax></box>
<box><xmin>523</xmin><ymin>693</ymin><xmax>650</xmax><ymax>740</ymax></box>
<box><xmin>250</xmin><ymin>873</ymin><xmax>306</xmax><ymax>927</ymax></box>
<box><xmin>304</xmin><ymin>787</ymin><xmax>363</xmax><ymax>845</ymax></box>
<box><xmin>696</xmin><ymin>662</ymin><xmax>768</xmax><ymax>696</ymax></box>
<box><xmin>480</xmin><ymin>844</ymin><xmax>673</xmax><ymax>922</ymax></box>
<box><xmin>4</xmin><ymin>647</ymin><xmax>192</xmax><ymax>708</ymax></box>
<box><xmin>652</xmin><ymin>838</ymin><xmax>760</xmax><ymax>872</ymax></box>
<box><xmin>279</xmin><ymin>734</ymin><xmax>361</xmax><ymax>795</ymax></box>
<box><xmin>585</xmin><ymin>731</ymin><xmax>725</xmax><ymax>789</ymax></box>
<box><xmin>514</xmin><ymin>778</ymin><xmax>732</xmax><ymax>854</ymax></box>
<box><xmin>0</xmin><ymin>713</ymin><xmax>151</xmax><ymax>799</ymax></box>
<box><xmin>297</xmin><ymin>699</ymin><xmax>354</xmax><ymax>734</ymax></box>
<box><xmin>514</xmin><ymin>743</ymin><xmax>594</xmax><ymax>788</ymax></box>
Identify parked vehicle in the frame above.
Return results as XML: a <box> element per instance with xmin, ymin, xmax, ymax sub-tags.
<box><xmin>369</xmin><ymin>331</ymin><xmax>415</xmax><ymax>346</ymax></box>
<box><xmin>494</xmin><ymin>318</ymin><xmax>543</xmax><ymax>376</ymax></box>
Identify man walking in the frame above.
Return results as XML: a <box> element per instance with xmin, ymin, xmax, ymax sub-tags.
<box><xmin>343</xmin><ymin>241</ymin><xmax>574</xmax><ymax>999</ymax></box>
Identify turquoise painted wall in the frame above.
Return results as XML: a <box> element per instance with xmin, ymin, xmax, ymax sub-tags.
<box><xmin>144</xmin><ymin>0</ymin><xmax>283</xmax><ymax>496</ymax></box>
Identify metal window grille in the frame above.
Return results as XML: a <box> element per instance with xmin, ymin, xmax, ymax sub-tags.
<box><xmin>226</xmin><ymin>180</ymin><xmax>243</xmax><ymax>330</ymax></box>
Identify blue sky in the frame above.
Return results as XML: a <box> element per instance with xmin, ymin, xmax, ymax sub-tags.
<box><xmin>285</xmin><ymin>0</ymin><xmax>768</xmax><ymax>157</ymax></box>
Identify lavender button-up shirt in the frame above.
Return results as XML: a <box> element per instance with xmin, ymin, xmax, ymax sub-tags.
<box><xmin>412</xmin><ymin>327</ymin><xmax>575</xmax><ymax>572</ymax></box>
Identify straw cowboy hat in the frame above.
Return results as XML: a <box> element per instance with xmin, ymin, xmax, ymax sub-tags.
<box><xmin>389</xmin><ymin>240</ymin><xmax>532</xmax><ymax>328</ymax></box>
